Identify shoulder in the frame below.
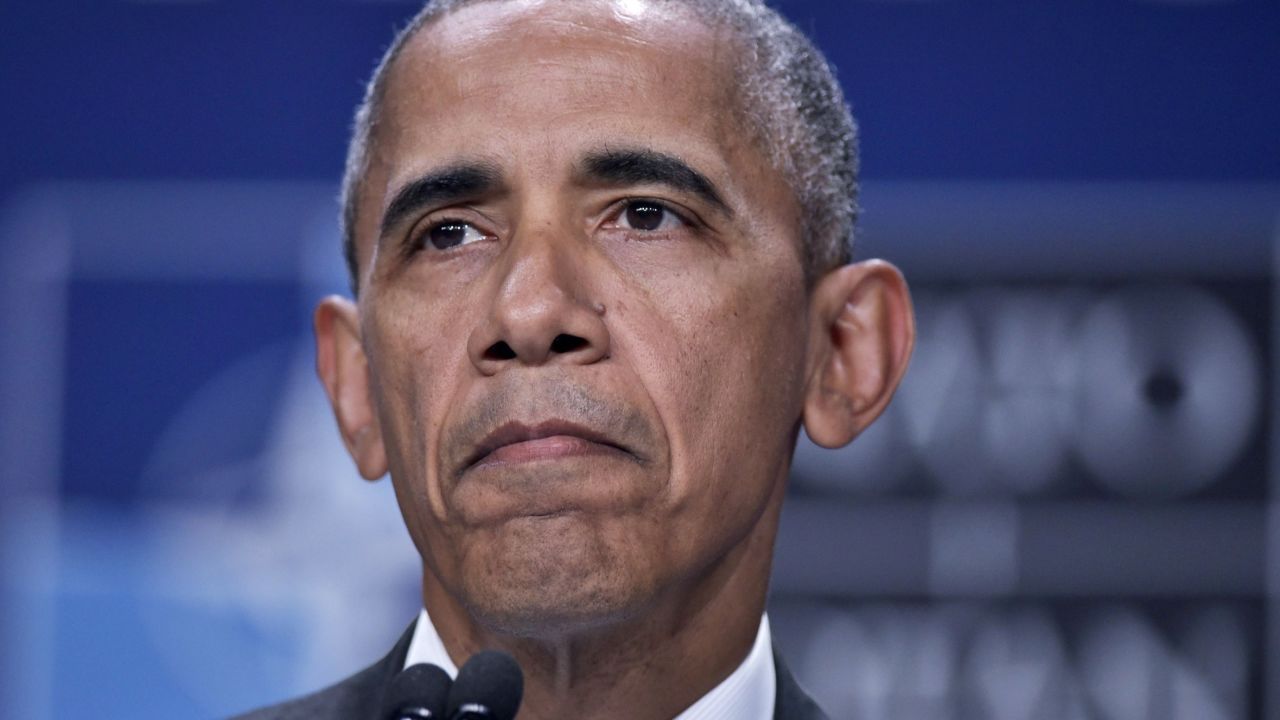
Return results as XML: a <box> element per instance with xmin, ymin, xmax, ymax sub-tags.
<box><xmin>772</xmin><ymin>646</ymin><xmax>831</xmax><ymax>720</ymax></box>
<box><xmin>230</xmin><ymin>621</ymin><xmax>417</xmax><ymax>720</ymax></box>
<box><xmin>230</xmin><ymin>662</ymin><xmax>382</xmax><ymax>720</ymax></box>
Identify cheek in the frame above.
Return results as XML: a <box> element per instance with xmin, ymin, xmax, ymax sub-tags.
<box><xmin>616</xmin><ymin>251</ymin><xmax>810</xmax><ymax>515</ymax></box>
<box><xmin>364</xmin><ymin>289</ymin><xmax>476</xmax><ymax>531</ymax></box>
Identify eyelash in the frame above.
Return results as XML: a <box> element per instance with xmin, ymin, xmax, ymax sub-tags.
<box><xmin>409</xmin><ymin>217</ymin><xmax>491</xmax><ymax>253</ymax></box>
<box><xmin>406</xmin><ymin>197</ymin><xmax>697</xmax><ymax>255</ymax></box>
<box><xmin>605</xmin><ymin>197</ymin><xmax>693</xmax><ymax>235</ymax></box>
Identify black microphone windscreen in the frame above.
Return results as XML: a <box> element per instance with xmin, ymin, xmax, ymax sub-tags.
<box><xmin>446</xmin><ymin>650</ymin><xmax>524</xmax><ymax>720</ymax></box>
<box><xmin>382</xmin><ymin>662</ymin><xmax>453</xmax><ymax>719</ymax></box>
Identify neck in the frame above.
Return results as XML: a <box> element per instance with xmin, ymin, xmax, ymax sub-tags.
<box><xmin>421</xmin><ymin>490</ymin><xmax>784</xmax><ymax>720</ymax></box>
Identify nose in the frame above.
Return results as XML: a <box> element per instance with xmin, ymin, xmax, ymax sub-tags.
<box><xmin>467</xmin><ymin>230</ymin><xmax>611</xmax><ymax>374</ymax></box>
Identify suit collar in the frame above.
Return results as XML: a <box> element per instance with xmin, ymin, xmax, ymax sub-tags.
<box><xmin>772</xmin><ymin>646</ymin><xmax>830</xmax><ymax>720</ymax></box>
<box><xmin>365</xmin><ymin>616</ymin><xmax>829</xmax><ymax>720</ymax></box>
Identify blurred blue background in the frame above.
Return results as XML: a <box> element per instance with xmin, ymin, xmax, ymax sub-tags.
<box><xmin>1</xmin><ymin>0</ymin><xmax>1277</xmax><ymax>718</ymax></box>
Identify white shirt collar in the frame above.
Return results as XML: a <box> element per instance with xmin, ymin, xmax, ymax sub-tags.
<box><xmin>404</xmin><ymin>606</ymin><xmax>776</xmax><ymax>720</ymax></box>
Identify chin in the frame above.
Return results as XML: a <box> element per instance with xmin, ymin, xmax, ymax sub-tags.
<box><xmin>458</xmin><ymin>513</ymin><xmax>660</xmax><ymax>639</ymax></box>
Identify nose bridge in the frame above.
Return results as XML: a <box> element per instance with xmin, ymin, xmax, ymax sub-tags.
<box><xmin>496</xmin><ymin>216</ymin><xmax>582</xmax><ymax>324</ymax></box>
<box><xmin>469</xmin><ymin>205</ymin><xmax>609</xmax><ymax>370</ymax></box>
<box><xmin>490</xmin><ymin>160</ymin><xmax>589</xmax><ymax>315</ymax></box>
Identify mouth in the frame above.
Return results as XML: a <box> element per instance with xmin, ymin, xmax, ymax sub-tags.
<box><xmin>462</xmin><ymin>420</ymin><xmax>637</xmax><ymax>473</ymax></box>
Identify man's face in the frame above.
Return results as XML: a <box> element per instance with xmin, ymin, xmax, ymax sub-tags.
<box><xmin>353</xmin><ymin>0</ymin><xmax>814</xmax><ymax>634</ymax></box>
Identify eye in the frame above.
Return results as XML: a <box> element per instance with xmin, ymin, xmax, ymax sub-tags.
<box><xmin>615</xmin><ymin>199</ymin><xmax>685</xmax><ymax>232</ymax></box>
<box><xmin>417</xmin><ymin>219</ymin><xmax>490</xmax><ymax>251</ymax></box>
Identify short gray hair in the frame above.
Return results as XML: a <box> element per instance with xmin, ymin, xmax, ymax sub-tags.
<box><xmin>340</xmin><ymin>0</ymin><xmax>857</xmax><ymax>293</ymax></box>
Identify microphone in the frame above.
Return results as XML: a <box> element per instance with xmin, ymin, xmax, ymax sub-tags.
<box><xmin>382</xmin><ymin>662</ymin><xmax>453</xmax><ymax>719</ymax></box>
<box><xmin>446</xmin><ymin>650</ymin><xmax>524</xmax><ymax>720</ymax></box>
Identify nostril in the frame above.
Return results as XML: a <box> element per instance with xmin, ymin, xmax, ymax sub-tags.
<box><xmin>484</xmin><ymin>341</ymin><xmax>517</xmax><ymax>361</ymax></box>
<box><xmin>550</xmin><ymin>334</ymin><xmax>588</xmax><ymax>354</ymax></box>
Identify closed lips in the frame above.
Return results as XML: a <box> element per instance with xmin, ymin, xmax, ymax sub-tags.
<box><xmin>464</xmin><ymin>420</ymin><xmax>635</xmax><ymax>471</ymax></box>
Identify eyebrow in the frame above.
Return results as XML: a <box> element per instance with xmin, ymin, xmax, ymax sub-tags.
<box><xmin>579</xmin><ymin>148</ymin><xmax>732</xmax><ymax>217</ymax></box>
<box><xmin>379</xmin><ymin>161</ymin><xmax>503</xmax><ymax>239</ymax></box>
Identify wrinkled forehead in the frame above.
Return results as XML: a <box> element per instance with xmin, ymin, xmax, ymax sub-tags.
<box><xmin>342</xmin><ymin>0</ymin><xmax>803</xmax><ymax>284</ymax></box>
<box><xmin>411</xmin><ymin>0</ymin><xmax>714</xmax><ymax>50</ymax></box>
<box><xmin>400</xmin><ymin>0</ymin><xmax>732</xmax><ymax>64</ymax></box>
<box><xmin>380</xmin><ymin>0</ymin><xmax>746</xmax><ymax>135</ymax></box>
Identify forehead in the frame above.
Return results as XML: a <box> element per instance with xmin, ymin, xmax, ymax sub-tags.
<box><xmin>348</xmin><ymin>0</ymin><xmax>803</xmax><ymax>279</ymax></box>
<box><xmin>392</xmin><ymin>0</ymin><xmax>737</xmax><ymax>101</ymax></box>
<box><xmin>374</xmin><ymin>0</ymin><xmax>751</xmax><ymax>184</ymax></box>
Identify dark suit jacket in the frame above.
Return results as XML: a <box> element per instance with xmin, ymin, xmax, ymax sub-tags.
<box><xmin>233</xmin><ymin>619</ymin><xmax>829</xmax><ymax>720</ymax></box>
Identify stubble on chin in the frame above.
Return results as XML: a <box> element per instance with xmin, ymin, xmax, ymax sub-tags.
<box><xmin>453</xmin><ymin>512</ymin><xmax>664</xmax><ymax>639</ymax></box>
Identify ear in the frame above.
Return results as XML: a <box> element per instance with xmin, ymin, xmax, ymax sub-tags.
<box><xmin>803</xmin><ymin>260</ymin><xmax>915</xmax><ymax>448</ymax></box>
<box><xmin>314</xmin><ymin>295</ymin><xmax>389</xmax><ymax>480</ymax></box>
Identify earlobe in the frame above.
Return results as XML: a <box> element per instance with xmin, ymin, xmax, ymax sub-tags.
<box><xmin>314</xmin><ymin>296</ymin><xmax>389</xmax><ymax>480</ymax></box>
<box><xmin>802</xmin><ymin>260</ymin><xmax>915</xmax><ymax>449</ymax></box>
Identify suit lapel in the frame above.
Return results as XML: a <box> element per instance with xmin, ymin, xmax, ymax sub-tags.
<box><xmin>772</xmin><ymin>646</ymin><xmax>830</xmax><ymax>720</ymax></box>
<box><xmin>357</xmin><ymin>618</ymin><xmax>419</xmax><ymax>719</ymax></box>
<box><xmin>318</xmin><ymin>621</ymin><xmax>828</xmax><ymax>720</ymax></box>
